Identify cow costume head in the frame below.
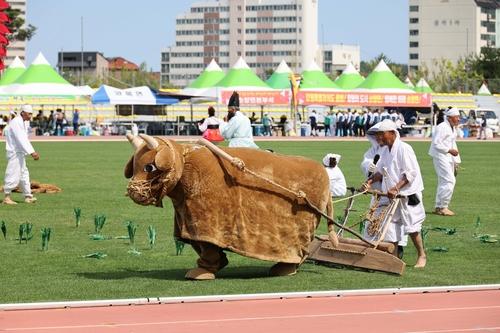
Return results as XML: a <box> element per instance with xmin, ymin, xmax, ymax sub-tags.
<box><xmin>125</xmin><ymin>134</ymin><xmax>184</xmax><ymax>207</ymax></box>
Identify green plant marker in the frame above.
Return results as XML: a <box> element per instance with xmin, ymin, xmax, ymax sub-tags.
<box><xmin>174</xmin><ymin>237</ymin><xmax>185</xmax><ymax>255</ymax></box>
<box><xmin>25</xmin><ymin>223</ymin><xmax>33</xmax><ymax>243</ymax></box>
<box><xmin>431</xmin><ymin>246</ymin><xmax>449</xmax><ymax>252</ymax></box>
<box><xmin>18</xmin><ymin>223</ymin><xmax>25</xmax><ymax>244</ymax></box>
<box><xmin>73</xmin><ymin>208</ymin><xmax>82</xmax><ymax>227</ymax></box>
<box><xmin>41</xmin><ymin>227</ymin><xmax>52</xmax><ymax>251</ymax></box>
<box><xmin>422</xmin><ymin>228</ymin><xmax>429</xmax><ymax>249</ymax></box>
<box><xmin>1</xmin><ymin>221</ymin><xmax>6</xmax><ymax>239</ymax></box>
<box><xmin>126</xmin><ymin>221</ymin><xmax>137</xmax><ymax>246</ymax></box>
<box><xmin>359</xmin><ymin>220</ymin><xmax>365</xmax><ymax>234</ymax></box>
<box><xmin>147</xmin><ymin>225</ymin><xmax>156</xmax><ymax>249</ymax></box>
<box><xmin>83</xmin><ymin>252</ymin><xmax>107</xmax><ymax>259</ymax></box>
<box><xmin>94</xmin><ymin>214</ymin><xmax>106</xmax><ymax>234</ymax></box>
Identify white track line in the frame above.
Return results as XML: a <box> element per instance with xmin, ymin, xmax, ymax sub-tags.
<box><xmin>3</xmin><ymin>305</ymin><xmax>500</xmax><ymax>331</ymax></box>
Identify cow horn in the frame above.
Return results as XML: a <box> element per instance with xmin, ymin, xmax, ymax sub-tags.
<box><xmin>139</xmin><ymin>134</ymin><xmax>159</xmax><ymax>150</ymax></box>
<box><xmin>126</xmin><ymin>133</ymin><xmax>143</xmax><ymax>151</ymax></box>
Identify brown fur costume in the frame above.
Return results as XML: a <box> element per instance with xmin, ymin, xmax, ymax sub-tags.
<box><xmin>0</xmin><ymin>181</ymin><xmax>61</xmax><ymax>194</ymax></box>
<box><xmin>125</xmin><ymin>135</ymin><xmax>331</xmax><ymax>278</ymax></box>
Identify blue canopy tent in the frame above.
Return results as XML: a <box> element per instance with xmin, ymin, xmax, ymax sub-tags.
<box><xmin>92</xmin><ymin>85</ymin><xmax>178</xmax><ymax>105</ymax></box>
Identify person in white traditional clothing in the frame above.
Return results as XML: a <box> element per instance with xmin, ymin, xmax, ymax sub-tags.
<box><xmin>362</xmin><ymin>120</ymin><xmax>426</xmax><ymax>268</ymax></box>
<box><xmin>323</xmin><ymin>153</ymin><xmax>346</xmax><ymax>197</ymax></box>
<box><xmin>362</xmin><ymin>122</ymin><xmax>408</xmax><ymax>259</ymax></box>
<box><xmin>3</xmin><ymin>105</ymin><xmax>40</xmax><ymax>205</ymax></box>
<box><xmin>428</xmin><ymin>107</ymin><xmax>461</xmax><ymax>216</ymax></box>
<box><xmin>221</xmin><ymin>105</ymin><xmax>259</xmax><ymax>148</ymax></box>
<box><xmin>198</xmin><ymin>106</ymin><xmax>224</xmax><ymax>143</ymax></box>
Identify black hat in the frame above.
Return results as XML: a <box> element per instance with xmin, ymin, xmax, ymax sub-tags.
<box><xmin>228</xmin><ymin>91</ymin><xmax>240</xmax><ymax>109</ymax></box>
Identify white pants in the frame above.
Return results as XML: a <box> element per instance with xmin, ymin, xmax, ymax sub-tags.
<box><xmin>433</xmin><ymin>157</ymin><xmax>455</xmax><ymax>208</ymax></box>
<box><xmin>3</xmin><ymin>152</ymin><xmax>32</xmax><ymax>197</ymax></box>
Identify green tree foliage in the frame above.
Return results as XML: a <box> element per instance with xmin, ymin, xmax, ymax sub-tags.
<box><xmin>5</xmin><ymin>8</ymin><xmax>36</xmax><ymax>41</ymax></box>
<box><xmin>468</xmin><ymin>47</ymin><xmax>500</xmax><ymax>93</ymax></box>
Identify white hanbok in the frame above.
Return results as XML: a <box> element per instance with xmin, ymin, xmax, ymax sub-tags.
<box><xmin>3</xmin><ymin>116</ymin><xmax>35</xmax><ymax>196</ymax></box>
<box><xmin>221</xmin><ymin>111</ymin><xmax>259</xmax><ymax>148</ymax></box>
<box><xmin>428</xmin><ymin>118</ymin><xmax>460</xmax><ymax>208</ymax></box>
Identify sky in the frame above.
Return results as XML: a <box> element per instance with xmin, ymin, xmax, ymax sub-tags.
<box><xmin>26</xmin><ymin>0</ymin><xmax>408</xmax><ymax>71</ymax></box>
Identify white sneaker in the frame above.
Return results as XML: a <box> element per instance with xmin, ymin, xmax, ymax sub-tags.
<box><xmin>24</xmin><ymin>196</ymin><xmax>37</xmax><ymax>204</ymax></box>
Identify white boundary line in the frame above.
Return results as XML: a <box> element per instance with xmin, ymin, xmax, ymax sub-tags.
<box><xmin>1</xmin><ymin>284</ymin><xmax>499</xmax><ymax>311</ymax></box>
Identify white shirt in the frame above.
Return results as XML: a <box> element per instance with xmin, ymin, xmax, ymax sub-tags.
<box><xmin>5</xmin><ymin>116</ymin><xmax>35</xmax><ymax>156</ymax></box>
<box><xmin>198</xmin><ymin>116</ymin><xmax>223</xmax><ymax>132</ymax></box>
<box><xmin>428</xmin><ymin>118</ymin><xmax>461</xmax><ymax>164</ymax></box>
<box><xmin>221</xmin><ymin>111</ymin><xmax>258</xmax><ymax>148</ymax></box>
<box><xmin>325</xmin><ymin>166</ymin><xmax>346</xmax><ymax>197</ymax></box>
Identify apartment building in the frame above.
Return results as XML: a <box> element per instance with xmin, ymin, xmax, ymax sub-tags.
<box><xmin>321</xmin><ymin>44</ymin><xmax>360</xmax><ymax>75</ymax></box>
<box><xmin>161</xmin><ymin>0</ymin><xmax>322</xmax><ymax>87</ymax></box>
<box><xmin>408</xmin><ymin>0</ymin><xmax>499</xmax><ymax>74</ymax></box>
<box><xmin>5</xmin><ymin>0</ymin><xmax>26</xmax><ymax>66</ymax></box>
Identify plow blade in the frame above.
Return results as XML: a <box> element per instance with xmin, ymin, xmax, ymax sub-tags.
<box><xmin>307</xmin><ymin>236</ymin><xmax>405</xmax><ymax>275</ymax></box>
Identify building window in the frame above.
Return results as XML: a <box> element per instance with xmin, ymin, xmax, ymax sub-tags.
<box><xmin>410</xmin><ymin>41</ymin><xmax>419</xmax><ymax>48</ymax></box>
<box><xmin>410</xmin><ymin>17</ymin><xmax>419</xmax><ymax>24</ymax></box>
<box><xmin>410</xmin><ymin>53</ymin><xmax>418</xmax><ymax>60</ymax></box>
<box><xmin>410</xmin><ymin>65</ymin><xmax>419</xmax><ymax>71</ymax></box>
<box><xmin>409</xmin><ymin>5</ymin><xmax>418</xmax><ymax>12</ymax></box>
<box><xmin>410</xmin><ymin>29</ymin><xmax>419</xmax><ymax>36</ymax></box>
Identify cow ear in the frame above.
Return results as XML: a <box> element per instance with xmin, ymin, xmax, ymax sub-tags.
<box><xmin>124</xmin><ymin>156</ymin><xmax>134</xmax><ymax>179</ymax></box>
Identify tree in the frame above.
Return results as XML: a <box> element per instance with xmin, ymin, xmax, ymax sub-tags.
<box><xmin>468</xmin><ymin>47</ymin><xmax>500</xmax><ymax>92</ymax></box>
<box><xmin>428</xmin><ymin>57</ymin><xmax>482</xmax><ymax>93</ymax></box>
<box><xmin>5</xmin><ymin>8</ymin><xmax>36</xmax><ymax>41</ymax></box>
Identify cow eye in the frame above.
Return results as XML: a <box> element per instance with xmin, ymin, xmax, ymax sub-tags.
<box><xmin>143</xmin><ymin>163</ymin><xmax>157</xmax><ymax>173</ymax></box>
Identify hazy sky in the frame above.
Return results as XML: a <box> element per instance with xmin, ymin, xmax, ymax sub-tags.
<box><xmin>26</xmin><ymin>0</ymin><xmax>408</xmax><ymax>70</ymax></box>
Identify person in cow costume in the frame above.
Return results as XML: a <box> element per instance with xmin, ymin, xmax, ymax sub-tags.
<box><xmin>125</xmin><ymin>134</ymin><xmax>334</xmax><ymax>280</ymax></box>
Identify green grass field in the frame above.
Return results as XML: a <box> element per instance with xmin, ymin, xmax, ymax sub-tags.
<box><xmin>0</xmin><ymin>140</ymin><xmax>499</xmax><ymax>304</ymax></box>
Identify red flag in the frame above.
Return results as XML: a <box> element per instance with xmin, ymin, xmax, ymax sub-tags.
<box><xmin>0</xmin><ymin>23</ymin><xmax>10</xmax><ymax>34</ymax></box>
<box><xmin>0</xmin><ymin>12</ymin><xmax>10</xmax><ymax>22</ymax></box>
<box><xmin>0</xmin><ymin>47</ymin><xmax>6</xmax><ymax>56</ymax></box>
<box><xmin>0</xmin><ymin>1</ymin><xmax>10</xmax><ymax>10</ymax></box>
<box><xmin>0</xmin><ymin>60</ymin><xmax>4</xmax><ymax>71</ymax></box>
<box><xmin>0</xmin><ymin>34</ymin><xmax>8</xmax><ymax>44</ymax></box>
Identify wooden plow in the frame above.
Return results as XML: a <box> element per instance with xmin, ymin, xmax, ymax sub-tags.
<box><xmin>307</xmin><ymin>190</ymin><xmax>406</xmax><ymax>275</ymax></box>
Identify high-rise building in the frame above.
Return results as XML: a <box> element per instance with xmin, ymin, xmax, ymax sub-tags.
<box><xmin>5</xmin><ymin>0</ymin><xmax>27</xmax><ymax>66</ymax></box>
<box><xmin>408</xmin><ymin>0</ymin><xmax>499</xmax><ymax>74</ymax></box>
<box><xmin>161</xmin><ymin>0</ymin><xmax>359</xmax><ymax>88</ymax></box>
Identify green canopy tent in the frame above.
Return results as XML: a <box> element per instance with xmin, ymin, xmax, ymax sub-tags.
<box><xmin>414</xmin><ymin>78</ymin><xmax>434</xmax><ymax>93</ymax></box>
<box><xmin>0</xmin><ymin>56</ymin><xmax>26</xmax><ymax>86</ymax></box>
<box><xmin>216</xmin><ymin>57</ymin><xmax>270</xmax><ymax>89</ymax></box>
<box><xmin>355</xmin><ymin>59</ymin><xmax>414</xmax><ymax>93</ymax></box>
<box><xmin>299</xmin><ymin>61</ymin><xmax>341</xmax><ymax>91</ymax></box>
<box><xmin>404</xmin><ymin>77</ymin><xmax>415</xmax><ymax>89</ymax></box>
<box><xmin>477</xmin><ymin>82</ymin><xmax>492</xmax><ymax>96</ymax></box>
<box><xmin>181</xmin><ymin>59</ymin><xmax>225</xmax><ymax>99</ymax></box>
<box><xmin>334</xmin><ymin>63</ymin><xmax>364</xmax><ymax>90</ymax></box>
<box><xmin>266</xmin><ymin>59</ymin><xmax>293</xmax><ymax>90</ymax></box>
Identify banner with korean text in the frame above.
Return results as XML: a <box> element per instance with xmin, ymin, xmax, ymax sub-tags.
<box><xmin>297</xmin><ymin>91</ymin><xmax>432</xmax><ymax>107</ymax></box>
<box><xmin>220</xmin><ymin>90</ymin><xmax>290</xmax><ymax>105</ymax></box>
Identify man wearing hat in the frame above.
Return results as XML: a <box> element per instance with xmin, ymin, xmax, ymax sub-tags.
<box><xmin>363</xmin><ymin>119</ymin><xmax>427</xmax><ymax>268</ymax></box>
<box><xmin>3</xmin><ymin>104</ymin><xmax>40</xmax><ymax>205</ymax></box>
<box><xmin>221</xmin><ymin>91</ymin><xmax>258</xmax><ymax>148</ymax></box>
<box><xmin>428</xmin><ymin>107</ymin><xmax>461</xmax><ymax>216</ymax></box>
<box><xmin>323</xmin><ymin>153</ymin><xmax>346</xmax><ymax>197</ymax></box>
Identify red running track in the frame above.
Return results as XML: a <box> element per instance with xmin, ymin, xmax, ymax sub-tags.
<box><xmin>1</xmin><ymin>290</ymin><xmax>499</xmax><ymax>333</ymax></box>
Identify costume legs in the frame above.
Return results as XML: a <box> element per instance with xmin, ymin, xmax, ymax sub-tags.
<box><xmin>190</xmin><ymin>241</ymin><xmax>228</xmax><ymax>273</ymax></box>
<box><xmin>433</xmin><ymin>157</ymin><xmax>455</xmax><ymax>208</ymax></box>
<box><xmin>4</xmin><ymin>152</ymin><xmax>32</xmax><ymax>197</ymax></box>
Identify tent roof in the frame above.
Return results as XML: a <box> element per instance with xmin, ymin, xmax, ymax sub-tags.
<box><xmin>187</xmin><ymin>59</ymin><xmax>225</xmax><ymax>89</ymax></box>
<box><xmin>215</xmin><ymin>57</ymin><xmax>270</xmax><ymax>88</ymax></box>
<box><xmin>0</xmin><ymin>56</ymin><xmax>26</xmax><ymax>86</ymax></box>
<box><xmin>14</xmin><ymin>52</ymin><xmax>70</xmax><ymax>85</ymax></box>
<box><xmin>300</xmin><ymin>60</ymin><xmax>341</xmax><ymax>90</ymax></box>
<box><xmin>266</xmin><ymin>60</ymin><xmax>292</xmax><ymax>89</ymax></box>
<box><xmin>414</xmin><ymin>78</ymin><xmax>433</xmax><ymax>93</ymax></box>
<box><xmin>477</xmin><ymin>83</ymin><xmax>492</xmax><ymax>95</ymax></box>
<box><xmin>355</xmin><ymin>59</ymin><xmax>414</xmax><ymax>93</ymax></box>
<box><xmin>334</xmin><ymin>63</ymin><xmax>364</xmax><ymax>89</ymax></box>
<box><xmin>404</xmin><ymin>77</ymin><xmax>415</xmax><ymax>88</ymax></box>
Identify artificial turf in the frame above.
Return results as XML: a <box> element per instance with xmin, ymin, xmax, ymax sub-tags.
<box><xmin>0</xmin><ymin>140</ymin><xmax>498</xmax><ymax>303</ymax></box>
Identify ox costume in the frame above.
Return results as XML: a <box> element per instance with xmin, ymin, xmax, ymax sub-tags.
<box><xmin>428</xmin><ymin>108</ymin><xmax>461</xmax><ymax>212</ymax></box>
<box><xmin>322</xmin><ymin>153</ymin><xmax>346</xmax><ymax>197</ymax></box>
<box><xmin>365</xmin><ymin>120</ymin><xmax>425</xmax><ymax>243</ymax></box>
<box><xmin>221</xmin><ymin>111</ymin><xmax>259</xmax><ymax>148</ymax></box>
<box><xmin>3</xmin><ymin>106</ymin><xmax>36</xmax><ymax>201</ymax></box>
